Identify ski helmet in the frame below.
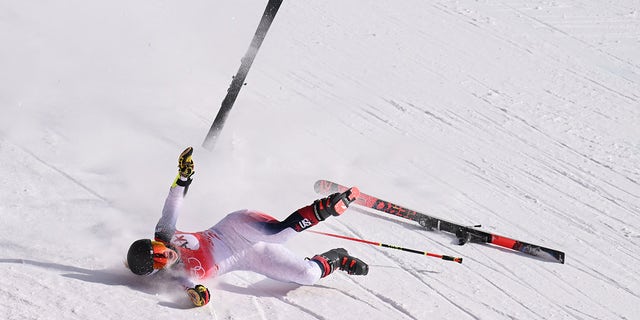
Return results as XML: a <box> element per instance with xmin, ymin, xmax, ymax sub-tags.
<box><xmin>127</xmin><ymin>239</ymin><xmax>154</xmax><ymax>275</ymax></box>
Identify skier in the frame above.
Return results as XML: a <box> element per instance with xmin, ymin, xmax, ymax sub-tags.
<box><xmin>126</xmin><ymin>147</ymin><xmax>369</xmax><ymax>307</ymax></box>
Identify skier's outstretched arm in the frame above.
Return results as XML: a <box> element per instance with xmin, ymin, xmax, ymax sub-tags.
<box><xmin>155</xmin><ymin>147</ymin><xmax>194</xmax><ymax>243</ymax></box>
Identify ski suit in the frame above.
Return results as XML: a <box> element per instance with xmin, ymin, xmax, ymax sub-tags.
<box><xmin>154</xmin><ymin>184</ymin><xmax>323</xmax><ymax>287</ymax></box>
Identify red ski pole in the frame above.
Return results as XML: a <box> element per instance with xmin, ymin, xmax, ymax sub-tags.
<box><xmin>309</xmin><ymin>230</ymin><xmax>463</xmax><ymax>264</ymax></box>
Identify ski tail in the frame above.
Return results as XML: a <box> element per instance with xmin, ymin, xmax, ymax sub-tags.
<box><xmin>314</xmin><ymin>179</ymin><xmax>565</xmax><ymax>264</ymax></box>
<box><xmin>489</xmin><ymin>234</ymin><xmax>565</xmax><ymax>263</ymax></box>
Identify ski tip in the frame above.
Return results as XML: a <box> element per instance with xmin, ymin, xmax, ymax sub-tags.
<box><xmin>314</xmin><ymin>179</ymin><xmax>340</xmax><ymax>195</ymax></box>
<box><xmin>557</xmin><ymin>252</ymin><xmax>566</xmax><ymax>264</ymax></box>
<box><xmin>313</xmin><ymin>180</ymin><xmax>326</xmax><ymax>194</ymax></box>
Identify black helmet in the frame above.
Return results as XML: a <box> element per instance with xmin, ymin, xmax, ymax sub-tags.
<box><xmin>127</xmin><ymin>239</ymin><xmax>154</xmax><ymax>275</ymax></box>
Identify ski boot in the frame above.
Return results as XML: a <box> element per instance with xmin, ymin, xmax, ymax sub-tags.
<box><xmin>314</xmin><ymin>187</ymin><xmax>360</xmax><ymax>218</ymax></box>
<box><xmin>287</xmin><ymin>187</ymin><xmax>360</xmax><ymax>232</ymax></box>
<box><xmin>311</xmin><ymin>248</ymin><xmax>369</xmax><ymax>277</ymax></box>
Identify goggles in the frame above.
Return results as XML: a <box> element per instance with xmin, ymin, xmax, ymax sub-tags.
<box><xmin>151</xmin><ymin>241</ymin><xmax>171</xmax><ymax>269</ymax></box>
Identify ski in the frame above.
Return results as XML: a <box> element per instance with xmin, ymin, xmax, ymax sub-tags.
<box><xmin>314</xmin><ymin>179</ymin><xmax>565</xmax><ymax>264</ymax></box>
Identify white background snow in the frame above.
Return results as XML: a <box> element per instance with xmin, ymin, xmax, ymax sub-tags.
<box><xmin>1</xmin><ymin>0</ymin><xmax>639</xmax><ymax>319</ymax></box>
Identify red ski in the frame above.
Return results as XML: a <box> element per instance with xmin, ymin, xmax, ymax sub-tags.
<box><xmin>315</xmin><ymin>179</ymin><xmax>565</xmax><ymax>264</ymax></box>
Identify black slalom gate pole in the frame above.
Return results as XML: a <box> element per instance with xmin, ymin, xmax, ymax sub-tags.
<box><xmin>202</xmin><ymin>0</ymin><xmax>284</xmax><ymax>150</ymax></box>
<box><xmin>309</xmin><ymin>230</ymin><xmax>463</xmax><ymax>264</ymax></box>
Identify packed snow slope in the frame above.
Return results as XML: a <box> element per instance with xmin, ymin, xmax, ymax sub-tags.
<box><xmin>1</xmin><ymin>0</ymin><xmax>639</xmax><ymax>319</ymax></box>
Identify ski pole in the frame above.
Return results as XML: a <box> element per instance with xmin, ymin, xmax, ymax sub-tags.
<box><xmin>309</xmin><ymin>230</ymin><xmax>463</xmax><ymax>264</ymax></box>
<box><xmin>202</xmin><ymin>0</ymin><xmax>284</xmax><ymax>150</ymax></box>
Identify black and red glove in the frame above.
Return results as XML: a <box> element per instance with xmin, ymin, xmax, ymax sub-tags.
<box><xmin>186</xmin><ymin>284</ymin><xmax>210</xmax><ymax>307</ymax></box>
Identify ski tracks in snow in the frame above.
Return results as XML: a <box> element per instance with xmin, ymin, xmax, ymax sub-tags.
<box><xmin>332</xmin><ymin>2</ymin><xmax>640</xmax><ymax>318</ymax></box>
<box><xmin>333</xmin><ymin>220</ymin><xmax>481</xmax><ymax>319</ymax></box>
<box><xmin>0</xmin><ymin>136</ymin><xmax>109</xmax><ymax>204</ymax></box>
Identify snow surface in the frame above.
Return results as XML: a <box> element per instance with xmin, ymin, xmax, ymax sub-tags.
<box><xmin>1</xmin><ymin>0</ymin><xmax>640</xmax><ymax>319</ymax></box>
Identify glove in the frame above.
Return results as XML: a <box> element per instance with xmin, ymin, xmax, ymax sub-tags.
<box><xmin>178</xmin><ymin>147</ymin><xmax>195</xmax><ymax>179</ymax></box>
<box><xmin>173</xmin><ymin>147</ymin><xmax>194</xmax><ymax>190</ymax></box>
<box><xmin>186</xmin><ymin>284</ymin><xmax>210</xmax><ymax>307</ymax></box>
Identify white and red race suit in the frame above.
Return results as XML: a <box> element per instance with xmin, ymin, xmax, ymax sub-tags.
<box><xmin>153</xmin><ymin>184</ymin><xmax>323</xmax><ymax>287</ymax></box>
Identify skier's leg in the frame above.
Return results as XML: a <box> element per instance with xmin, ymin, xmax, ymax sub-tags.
<box><xmin>211</xmin><ymin>210</ymin><xmax>294</xmax><ymax>247</ymax></box>
<box><xmin>240</xmin><ymin>242</ymin><xmax>322</xmax><ymax>285</ymax></box>
<box><xmin>240</xmin><ymin>243</ymin><xmax>369</xmax><ymax>284</ymax></box>
<box><xmin>222</xmin><ymin>210</ymin><xmax>299</xmax><ymax>244</ymax></box>
<box><xmin>214</xmin><ymin>187</ymin><xmax>360</xmax><ymax>244</ymax></box>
